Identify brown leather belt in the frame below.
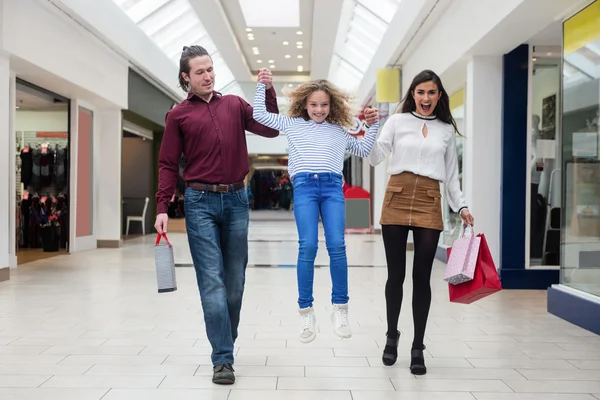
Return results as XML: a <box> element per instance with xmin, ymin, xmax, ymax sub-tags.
<box><xmin>186</xmin><ymin>181</ymin><xmax>245</xmax><ymax>193</ymax></box>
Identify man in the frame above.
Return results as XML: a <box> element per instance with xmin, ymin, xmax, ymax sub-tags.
<box><xmin>154</xmin><ymin>45</ymin><xmax>279</xmax><ymax>385</ymax></box>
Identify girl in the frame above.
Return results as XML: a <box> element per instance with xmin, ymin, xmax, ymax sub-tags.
<box><xmin>253</xmin><ymin>70</ymin><xmax>379</xmax><ymax>343</ymax></box>
<box><xmin>368</xmin><ymin>70</ymin><xmax>474</xmax><ymax>374</ymax></box>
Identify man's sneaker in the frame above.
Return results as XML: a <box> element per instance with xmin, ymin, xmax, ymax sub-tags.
<box><xmin>331</xmin><ymin>303</ymin><xmax>352</xmax><ymax>338</ymax></box>
<box><xmin>212</xmin><ymin>363</ymin><xmax>235</xmax><ymax>385</ymax></box>
<box><xmin>299</xmin><ymin>306</ymin><xmax>317</xmax><ymax>343</ymax></box>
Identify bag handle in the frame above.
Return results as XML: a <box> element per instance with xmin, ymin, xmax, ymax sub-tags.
<box><xmin>155</xmin><ymin>233</ymin><xmax>172</xmax><ymax>247</ymax></box>
<box><xmin>460</xmin><ymin>224</ymin><xmax>475</xmax><ymax>238</ymax></box>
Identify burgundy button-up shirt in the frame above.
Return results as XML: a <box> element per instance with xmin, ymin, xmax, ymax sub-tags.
<box><xmin>156</xmin><ymin>88</ymin><xmax>279</xmax><ymax>214</ymax></box>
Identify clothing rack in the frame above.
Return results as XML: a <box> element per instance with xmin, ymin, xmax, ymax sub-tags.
<box><xmin>16</xmin><ymin>131</ymin><xmax>69</xmax><ymax>199</ymax></box>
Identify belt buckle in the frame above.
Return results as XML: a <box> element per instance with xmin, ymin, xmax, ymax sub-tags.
<box><xmin>217</xmin><ymin>184</ymin><xmax>228</xmax><ymax>193</ymax></box>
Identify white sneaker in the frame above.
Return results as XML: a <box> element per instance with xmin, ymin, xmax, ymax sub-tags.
<box><xmin>299</xmin><ymin>307</ymin><xmax>317</xmax><ymax>343</ymax></box>
<box><xmin>331</xmin><ymin>303</ymin><xmax>352</xmax><ymax>338</ymax></box>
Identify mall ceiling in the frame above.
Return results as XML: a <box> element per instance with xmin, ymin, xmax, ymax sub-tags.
<box><xmin>113</xmin><ymin>0</ymin><xmax>403</xmax><ymax>97</ymax></box>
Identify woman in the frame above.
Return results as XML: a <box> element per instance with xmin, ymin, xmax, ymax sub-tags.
<box><xmin>368</xmin><ymin>69</ymin><xmax>474</xmax><ymax>374</ymax></box>
<box><xmin>253</xmin><ymin>71</ymin><xmax>379</xmax><ymax>343</ymax></box>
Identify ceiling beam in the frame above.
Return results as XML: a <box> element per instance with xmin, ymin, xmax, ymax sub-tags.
<box><xmin>310</xmin><ymin>0</ymin><xmax>344</xmax><ymax>80</ymax></box>
<box><xmin>189</xmin><ymin>0</ymin><xmax>253</xmax><ymax>82</ymax></box>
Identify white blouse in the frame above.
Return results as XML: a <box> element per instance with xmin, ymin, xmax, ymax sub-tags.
<box><xmin>368</xmin><ymin>112</ymin><xmax>467</xmax><ymax>212</ymax></box>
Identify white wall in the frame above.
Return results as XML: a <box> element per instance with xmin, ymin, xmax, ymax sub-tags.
<box><xmin>1</xmin><ymin>0</ymin><xmax>128</xmax><ymax>109</ymax></box>
<box><xmin>15</xmin><ymin>111</ymin><xmax>69</xmax><ymax>132</ymax></box>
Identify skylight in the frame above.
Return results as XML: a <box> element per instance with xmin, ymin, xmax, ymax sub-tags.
<box><xmin>112</xmin><ymin>0</ymin><xmax>242</xmax><ymax>95</ymax></box>
<box><xmin>239</xmin><ymin>0</ymin><xmax>300</xmax><ymax>27</ymax></box>
<box><xmin>328</xmin><ymin>0</ymin><xmax>402</xmax><ymax>95</ymax></box>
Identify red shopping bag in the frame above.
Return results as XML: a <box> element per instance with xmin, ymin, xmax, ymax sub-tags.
<box><xmin>447</xmin><ymin>233</ymin><xmax>502</xmax><ymax>304</ymax></box>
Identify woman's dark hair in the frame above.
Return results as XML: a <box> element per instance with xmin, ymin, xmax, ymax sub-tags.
<box><xmin>398</xmin><ymin>69</ymin><xmax>460</xmax><ymax>134</ymax></box>
<box><xmin>178</xmin><ymin>45</ymin><xmax>212</xmax><ymax>92</ymax></box>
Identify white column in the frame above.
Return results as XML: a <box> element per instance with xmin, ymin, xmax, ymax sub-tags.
<box><xmin>464</xmin><ymin>56</ymin><xmax>503</xmax><ymax>264</ymax></box>
<box><xmin>95</xmin><ymin>109</ymin><xmax>123</xmax><ymax>245</ymax></box>
<box><xmin>0</xmin><ymin>52</ymin><xmax>12</xmax><ymax>270</ymax></box>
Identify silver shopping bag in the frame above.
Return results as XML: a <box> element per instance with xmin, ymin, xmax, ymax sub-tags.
<box><xmin>154</xmin><ymin>233</ymin><xmax>177</xmax><ymax>293</ymax></box>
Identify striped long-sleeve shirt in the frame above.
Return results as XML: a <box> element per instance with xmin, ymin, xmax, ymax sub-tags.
<box><xmin>253</xmin><ymin>83</ymin><xmax>379</xmax><ymax>177</ymax></box>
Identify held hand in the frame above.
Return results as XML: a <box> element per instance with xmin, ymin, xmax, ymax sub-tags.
<box><xmin>155</xmin><ymin>213</ymin><xmax>169</xmax><ymax>234</ymax></box>
<box><xmin>257</xmin><ymin>68</ymin><xmax>273</xmax><ymax>89</ymax></box>
<box><xmin>364</xmin><ymin>107</ymin><xmax>379</xmax><ymax>126</ymax></box>
<box><xmin>460</xmin><ymin>209</ymin><xmax>474</xmax><ymax>227</ymax></box>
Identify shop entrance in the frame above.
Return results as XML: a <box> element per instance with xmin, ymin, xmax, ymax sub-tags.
<box><xmin>248</xmin><ymin>155</ymin><xmax>291</xmax><ymax>212</ymax></box>
<box><xmin>15</xmin><ymin>80</ymin><xmax>70</xmax><ymax>264</ymax></box>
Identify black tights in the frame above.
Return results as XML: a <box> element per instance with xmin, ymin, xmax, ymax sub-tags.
<box><xmin>381</xmin><ymin>225</ymin><xmax>440</xmax><ymax>349</ymax></box>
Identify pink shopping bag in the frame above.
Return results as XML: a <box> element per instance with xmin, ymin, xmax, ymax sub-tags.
<box><xmin>444</xmin><ymin>226</ymin><xmax>481</xmax><ymax>285</ymax></box>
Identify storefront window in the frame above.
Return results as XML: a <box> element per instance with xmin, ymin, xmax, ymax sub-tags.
<box><xmin>560</xmin><ymin>0</ymin><xmax>600</xmax><ymax>297</ymax></box>
<box><xmin>442</xmin><ymin>90</ymin><xmax>465</xmax><ymax>246</ymax></box>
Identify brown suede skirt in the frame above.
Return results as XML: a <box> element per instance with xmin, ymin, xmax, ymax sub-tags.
<box><xmin>380</xmin><ymin>172</ymin><xmax>443</xmax><ymax>231</ymax></box>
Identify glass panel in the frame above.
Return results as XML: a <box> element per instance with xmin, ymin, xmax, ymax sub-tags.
<box><xmin>529</xmin><ymin>60</ymin><xmax>561</xmax><ymax>267</ymax></box>
<box><xmin>330</xmin><ymin>55</ymin><xmax>363</xmax><ymax>94</ymax></box>
<box><xmin>354</xmin><ymin>3</ymin><xmax>389</xmax><ymax>33</ymax></box>
<box><xmin>560</xmin><ymin>2</ymin><xmax>600</xmax><ymax>297</ymax></box>
<box><xmin>356</xmin><ymin>0</ymin><xmax>399</xmax><ymax>23</ymax></box>
<box><xmin>212</xmin><ymin>52</ymin><xmax>235</xmax><ymax>91</ymax></box>
<box><xmin>113</xmin><ymin>0</ymin><xmax>240</xmax><ymax>91</ymax></box>
<box><xmin>127</xmin><ymin>0</ymin><xmax>170</xmax><ymax>23</ymax></box>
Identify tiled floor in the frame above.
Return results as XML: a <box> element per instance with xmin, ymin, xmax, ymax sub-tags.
<box><xmin>1</xmin><ymin>219</ymin><xmax>600</xmax><ymax>400</ymax></box>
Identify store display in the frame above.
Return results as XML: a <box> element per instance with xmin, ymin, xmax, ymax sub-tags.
<box><xmin>16</xmin><ymin>133</ymin><xmax>70</xmax><ymax>252</ymax></box>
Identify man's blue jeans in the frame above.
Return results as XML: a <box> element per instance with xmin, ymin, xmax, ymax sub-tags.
<box><xmin>292</xmin><ymin>172</ymin><xmax>349</xmax><ymax>309</ymax></box>
<box><xmin>184</xmin><ymin>186</ymin><xmax>249</xmax><ymax>366</ymax></box>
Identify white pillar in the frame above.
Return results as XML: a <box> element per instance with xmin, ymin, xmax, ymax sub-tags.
<box><xmin>464</xmin><ymin>56</ymin><xmax>503</xmax><ymax>264</ymax></box>
<box><xmin>0</xmin><ymin>52</ymin><xmax>15</xmax><ymax>274</ymax></box>
<box><xmin>95</xmin><ymin>109</ymin><xmax>122</xmax><ymax>246</ymax></box>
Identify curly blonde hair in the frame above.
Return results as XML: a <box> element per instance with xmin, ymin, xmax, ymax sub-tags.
<box><xmin>287</xmin><ymin>79</ymin><xmax>355</xmax><ymax>128</ymax></box>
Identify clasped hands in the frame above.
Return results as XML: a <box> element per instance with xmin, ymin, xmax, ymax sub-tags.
<box><xmin>363</xmin><ymin>107</ymin><xmax>379</xmax><ymax>126</ymax></box>
<box><xmin>257</xmin><ymin>68</ymin><xmax>273</xmax><ymax>89</ymax></box>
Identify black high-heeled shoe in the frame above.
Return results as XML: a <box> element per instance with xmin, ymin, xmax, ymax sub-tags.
<box><xmin>410</xmin><ymin>345</ymin><xmax>427</xmax><ymax>375</ymax></box>
<box><xmin>382</xmin><ymin>330</ymin><xmax>400</xmax><ymax>366</ymax></box>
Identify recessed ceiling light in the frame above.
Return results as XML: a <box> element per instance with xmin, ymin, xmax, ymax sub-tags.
<box><xmin>288</xmin><ymin>84</ymin><xmax>294</xmax><ymax>87</ymax></box>
<box><xmin>285</xmin><ymin>55</ymin><xmax>291</xmax><ymax>59</ymax></box>
<box><xmin>297</xmin><ymin>31</ymin><xmax>303</xmax><ymax>35</ymax></box>
<box><xmin>246</xmin><ymin>28</ymin><xmax>252</xmax><ymax>32</ymax></box>
<box><xmin>248</xmin><ymin>37</ymin><xmax>255</xmax><ymax>40</ymax></box>
<box><xmin>297</xmin><ymin>66</ymin><xmax>303</xmax><ymax>72</ymax></box>
<box><xmin>297</xmin><ymin>45</ymin><xmax>303</xmax><ymax>49</ymax></box>
<box><xmin>252</xmin><ymin>47</ymin><xmax>260</xmax><ymax>55</ymax></box>
<box><xmin>296</xmin><ymin>41</ymin><xmax>303</xmax><ymax>45</ymax></box>
<box><xmin>283</xmin><ymin>41</ymin><xmax>289</xmax><ymax>45</ymax></box>
<box><xmin>268</xmin><ymin>59</ymin><xmax>274</xmax><ymax>63</ymax></box>
<box><xmin>297</xmin><ymin>55</ymin><xmax>303</xmax><ymax>59</ymax></box>
<box><xmin>270</xmin><ymin>65</ymin><xmax>276</xmax><ymax>68</ymax></box>
<box><xmin>257</xmin><ymin>60</ymin><xmax>263</xmax><ymax>63</ymax></box>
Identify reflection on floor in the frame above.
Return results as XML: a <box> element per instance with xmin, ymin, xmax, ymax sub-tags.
<box><xmin>16</xmin><ymin>248</ymin><xmax>68</xmax><ymax>265</ymax></box>
<box><xmin>0</xmin><ymin>220</ymin><xmax>599</xmax><ymax>400</ymax></box>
